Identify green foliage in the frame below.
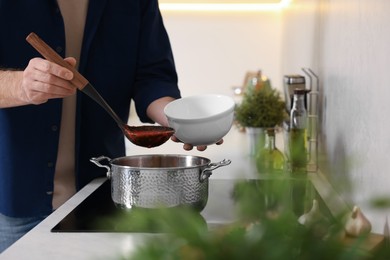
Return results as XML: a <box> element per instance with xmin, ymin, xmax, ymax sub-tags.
<box><xmin>235</xmin><ymin>87</ymin><xmax>287</xmax><ymax>128</ymax></box>
<box><xmin>104</xmin><ymin>178</ymin><xmax>386</xmax><ymax>260</ymax></box>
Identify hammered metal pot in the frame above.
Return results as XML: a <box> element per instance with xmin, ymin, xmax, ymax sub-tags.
<box><xmin>90</xmin><ymin>154</ymin><xmax>231</xmax><ymax>211</ymax></box>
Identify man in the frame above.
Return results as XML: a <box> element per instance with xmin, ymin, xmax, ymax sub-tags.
<box><xmin>0</xmin><ymin>0</ymin><xmax>217</xmax><ymax>252</ymax></box>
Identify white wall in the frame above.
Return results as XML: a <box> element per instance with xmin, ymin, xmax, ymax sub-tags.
<box><xmin>161</xmin><ymin>11</ymin><xmax>284</xmax><ymax>97</ymax></box>
<box><xmin>320</xmin><ymin>0</ymin><xmax>390</xmax><ymax>233</ymax></box>
<box><xmin>283</xmin><ymin>0</ymin><xmax>390</xmax><ymax>233</ymax></box>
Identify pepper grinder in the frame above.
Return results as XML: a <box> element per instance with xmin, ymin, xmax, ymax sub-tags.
<box><xmin>283</xmin><ymin>75</ymin><xmax>306</xmax><ymax>113</ymax></box>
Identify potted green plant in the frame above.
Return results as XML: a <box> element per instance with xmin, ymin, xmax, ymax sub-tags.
<box><xmin>235</xmin><ymin>86</ymin><xmax>286</xmax><ymax>156</ymax></box>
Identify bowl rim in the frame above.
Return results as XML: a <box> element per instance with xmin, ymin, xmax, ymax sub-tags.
<box><xmin>164</xmin><ymin>94</ymin><xmax>235</xmax><ymax>122</ymax></box>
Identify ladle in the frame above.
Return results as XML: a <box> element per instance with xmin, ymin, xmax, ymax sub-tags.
<box><xmin>26</xmin><ymin>32</ymin><xmax>174</xmax><ymax>148</ymax></box>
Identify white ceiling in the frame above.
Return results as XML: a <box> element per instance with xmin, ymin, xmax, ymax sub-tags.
<box><xmin>159</xmin><ymin>0</ymin><xmax>281</xmax><ymax>3</ymax></box>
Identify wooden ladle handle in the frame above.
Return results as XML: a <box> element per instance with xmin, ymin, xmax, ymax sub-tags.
<box><xmin>26</xmin><ymin>32</ymin><xmax>88</xmax><ymax>90</ymax></box>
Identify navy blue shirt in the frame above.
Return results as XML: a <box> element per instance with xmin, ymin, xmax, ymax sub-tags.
<box><xmin>0</xmin><ymin>0</ymin><xmax>181</xmax><ymax>217</ymax></box>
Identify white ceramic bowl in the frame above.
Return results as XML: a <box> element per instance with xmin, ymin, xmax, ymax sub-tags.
<box><xmin>164</xmin><ymin>94</ymin><xmax>235</xmax><ymax>146</ymax></box>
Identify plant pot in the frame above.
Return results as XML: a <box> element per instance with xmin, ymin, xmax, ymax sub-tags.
<box><xmin>246</xmin><ymin>127</ymin><xmax>267</xmax><ymax>156</ymax></box>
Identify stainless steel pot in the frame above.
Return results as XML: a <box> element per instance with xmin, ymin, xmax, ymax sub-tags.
<box><xmin>90</xmin><ymin>154</ymin><xmax>231</xmax><ymax>211</ymax></box>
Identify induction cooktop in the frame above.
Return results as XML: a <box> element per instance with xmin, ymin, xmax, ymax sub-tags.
<box><xmin>51</xmin><ymin>178</ymin><xmax>325</xmax><ymax>233</ymax></box>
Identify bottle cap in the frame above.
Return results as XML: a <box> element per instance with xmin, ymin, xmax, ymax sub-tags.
<box><xmin>284</xmin><ymin>75</ymin><xmax>305</xmax><ymax>84</ymax></box>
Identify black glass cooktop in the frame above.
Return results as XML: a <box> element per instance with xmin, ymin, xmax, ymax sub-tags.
<box><xmin>51</xmin><ymin>179</ymin><xmax>209</xmax><ymax>233</ymax></box>
<box><xmin>51</xmin><ymin>177</ymin><xmax>326</xmax><ymax>233</ymax></box>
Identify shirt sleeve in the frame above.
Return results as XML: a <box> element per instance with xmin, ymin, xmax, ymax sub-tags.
<box><xmin>132</xmin><ymin>0</ymin><xmax>181</xmax><ymax>123</ymax></box>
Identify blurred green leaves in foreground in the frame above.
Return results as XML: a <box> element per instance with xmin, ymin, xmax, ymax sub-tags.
<box><xmin>100</xmin><ymin>178</ymin><xmax>389</xmax><ymax>260</ymax></box>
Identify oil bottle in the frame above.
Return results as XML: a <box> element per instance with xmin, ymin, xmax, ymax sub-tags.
<box><xmin>256</xmin><ymin>128</ymin><xmax>285</xmax><ymax>174</ymax></box>
<box><xmin>289</xmin><ymin>89</ymin><xmax>308</xmax><ymax>173</ymax></box>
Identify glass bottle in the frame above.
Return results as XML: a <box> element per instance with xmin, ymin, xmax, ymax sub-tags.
<box><xmin>289</xmin><ymin>89</ymin><xmax>308</xmax><ymax>173</ymax></box>
<box><xmin>256</xmin><ymin>128</ymin><xmax>285</xmax><ymax>174</ymax></box>
<box><xmin>283</xmin><ymin>75</ymin><xmax>306</xmax><ymax>113</ymax></box>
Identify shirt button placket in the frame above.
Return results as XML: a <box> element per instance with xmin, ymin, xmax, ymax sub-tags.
<box><xmin>46</xmin><ymin>160</ymin><xmax>55</xmax><ymax>195</ymax></box>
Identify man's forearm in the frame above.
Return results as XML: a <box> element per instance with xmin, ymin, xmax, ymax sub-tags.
<box><xmin>146</xmin><ymin>96</ymin><xmax>176</xmax><ymax>126</ymax></box>
<box><xmin>0</xmin><ymin>70</ymin><xmax>27</xmax><ymax>108</ymax></box>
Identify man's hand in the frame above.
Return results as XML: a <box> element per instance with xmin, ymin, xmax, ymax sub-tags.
<box><xmin>20</xmin><ymin>57</ymin><xmax>77</xmax><ymax>104</ymax></box>
<box><xmin>171</xmin><ymin>135</ymin><xmax>224</xmax><ymax>151</ymax></box>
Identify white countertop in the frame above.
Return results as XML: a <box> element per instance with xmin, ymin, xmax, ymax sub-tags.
<box><xmin>0</xmin><ymin>127</ymin><xmax>263</xmax><ymax>259</ymax></box>
<box><xmin>1</xmin><ymin>178</ymin><xmax>250</xmax><ymax>260</ymax></box>
<box><xmin>1</xmin><ymin>127</ymin><xmax>385</xmax><ymax>259</ymax></box>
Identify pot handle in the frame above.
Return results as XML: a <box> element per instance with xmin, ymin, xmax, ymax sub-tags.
<box><xmin>200</xmin><ymin>159</ymin><xmax>231</xmax><ymax>182</ymax></box>
<box><xmin>90</xmin><ymin>156</ymin><xmax>112</xmax><ymax>179</ymax></box>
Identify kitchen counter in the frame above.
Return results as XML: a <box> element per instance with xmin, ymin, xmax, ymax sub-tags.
<box><xmin>0</xmin><ymin>127</ymin><xmax>261</xmax><ymax>259</ymax></box>
<box><xmin>0</xmin><ymin>177</ymin><xmax>253</xmax><ymax>259</ymax></box>
<box><xmin>0</xmin><ymin>127</ymin><xmax>384</xmax><ymax>259</ymax></box>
